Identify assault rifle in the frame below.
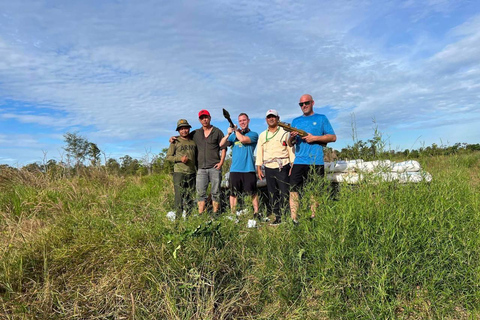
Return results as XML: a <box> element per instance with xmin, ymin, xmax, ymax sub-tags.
<box><xmin>278</xmin><ymin>121</ymin><xmax>308</xmax><ymax>137</ymax></box>
<box><xmin>278</xmin><ymin>122</ymin><xmax>327</xmax><ymax>146</ymax></box>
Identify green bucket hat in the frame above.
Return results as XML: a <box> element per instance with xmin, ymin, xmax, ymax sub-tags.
<box><xmin>176</xmin><ymin>119</ymin><xmax>191</xmax><ymax>131</ymax></box>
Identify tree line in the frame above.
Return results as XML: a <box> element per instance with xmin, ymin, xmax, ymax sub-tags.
<box><xmin>2</xmin><ymin>132</ymin><xmax>479</xmax><ymax>176</ymax></box>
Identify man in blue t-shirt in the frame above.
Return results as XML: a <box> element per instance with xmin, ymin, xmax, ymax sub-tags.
<box><xmin>288</xmin><ymin>94</ymin><xmax>336</xmax><ymax>223</ymax></box>
<box><xmin>220</xmin><ymin>113</ymin><xmax>260</xmax><ymax>217</ymax></box>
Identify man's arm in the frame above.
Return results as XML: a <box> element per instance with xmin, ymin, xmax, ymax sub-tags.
<box><xmin>165</xmin><ymin>143</ymin><xmax>178</xmax><ymax>162</ymax></box>
<box><xmin>169</xmin><ymin>130</ymin><xmax>195</xmax><ymax>144</ymax></box>
<box><xmin>255</xmin><ymin>135</ymin><xmax>264</xmax><ymax>167</ymax></box>
<box><xmin>302</xmin><ymin>133</ymin><xmax>336</xmax><ymax>144</ymax></box>
<box><xmin>219</xmin><ymin>126</ymin><xmax>235</xmax><ymax>148</ymax></box>
<box><xmin>288</xmin><ymin>132</ymin><xmax>298</xmax><ymax>147</ymax></box>
<box><xmin>287</xmin><ymin>141</ymin><xmax>296</xmax><ymax>163</ymax></box>
<box><xmin>214</xmin><ymin>148</ymin><xmax>226</xmax><ymax>170</ymax></box>
<box><xmin>255</xmin><ymin>134</ymin><xmax>264</xmax><ymax>178</ymax></box>
<box><xmin>256</xmin><ymin>165</ymin><xmax>264</xmax><ymax>179</ymax></box>
<box><xmin>234</xmin><ymin>130</ymin><xmax>252</xmax><ymax>144</ymax></box>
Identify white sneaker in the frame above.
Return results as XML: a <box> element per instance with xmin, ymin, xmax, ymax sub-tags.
<box><xmin>166</xmin><ymin>211</ymin><xmax>176</xmax><ymax>221</ymax></box>
<box><xmin>247</xmin><ymin>219</ymin><xmax>257</xmax><ymax>228</ymax></box>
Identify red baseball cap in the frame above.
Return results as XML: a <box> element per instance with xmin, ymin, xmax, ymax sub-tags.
<box><xmin>198</xmin><ymin>109</ymin><xmax>210</xmax><ymax>118</ymax></box>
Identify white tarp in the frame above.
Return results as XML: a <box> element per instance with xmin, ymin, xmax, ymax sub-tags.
<box><xmin>324</xmin><ymin>159</ymin><xmax>431</xmax><ymax>184</ymax></box>
<box><xmin>221</xmin><ymin>159</ymin><xmax>431</xmax><ymax>187</ymax></box>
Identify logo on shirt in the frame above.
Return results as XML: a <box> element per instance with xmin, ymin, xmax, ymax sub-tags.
<box><xmin>313</xmin><ymin>122</ymin><xmax>317</xmax><ymax>126</ymax></box>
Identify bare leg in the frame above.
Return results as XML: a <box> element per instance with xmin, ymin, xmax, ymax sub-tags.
<box><xmin>252</xmin><ymin>194</ymin><xmax>259</xmax><ymax>214</ymax></box>
<box><xmin>198</xmin><ymin>201</ymin><xmax>205</xmax><ymax>214</ymax></box>
<box><xmin>290</xmin><ymin>191</ymin><xmax>299</xmax><ymax>221</ymax></box>
<box><xmin>310</xmin><ymin>195</ymin><xmax>318</xmax><ymax>218</ymax></box>
<box><xmin>229</xmin><ymin>196</ymin><xmax>237</xmax><ymax>213</ymax></box>
<box><xmin>212</xmin><ymin>201</ymin><xmax>220</xmax><ymax>213</ymax></box>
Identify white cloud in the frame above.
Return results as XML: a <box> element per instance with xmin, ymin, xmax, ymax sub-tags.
<box><xmin>0</xmin><ymin>0</ymin><xmax>479</xmax><ymax>165</ymax></box>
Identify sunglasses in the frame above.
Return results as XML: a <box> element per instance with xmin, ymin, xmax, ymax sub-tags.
<box><xmin>298</xmin><ymin>101</ymin><xmax>312</xmax><ymax>107</ymax></box>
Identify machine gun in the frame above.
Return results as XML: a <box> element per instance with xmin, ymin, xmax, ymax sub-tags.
<box><xmin>278</xmin><ymin>122</ymin><xmax>327</xmax><ymax>146</ymax></box>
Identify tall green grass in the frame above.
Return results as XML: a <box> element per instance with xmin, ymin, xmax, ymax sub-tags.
<box><xmin>1</xmin><ymin>154</ymin><xmax>479</xmax><ymax>319</ymax></box>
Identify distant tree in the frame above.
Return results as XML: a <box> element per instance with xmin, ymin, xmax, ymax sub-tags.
<box><xmin>106</xmin><ymin>158</ymin><xmax>121</xmax><ymax>174</ymax></box>
<box><xmin>141</xmin><ymin>148</ymin><xmax>154</xmax><ymax>175</ymax></box>
<box><xmin>43</xmin><ymin>159</ymin><xmax>64</xmax><ymax>178</ymax></box>
<box><xmin>466</xmin><ymin>143</ymin><xmax>480</xmax><ymax>151</ymax></box>
<box><xmin>120</xmin><ymin>155</ymin><xmax>140</xmax><ymax>175</ymax></box>
<box><xmin>63</xmin><ymin>132</ymin><xmax>89</xmax><ymax>168</ymax></box>
<box><xmin>45</xmin><ymin>159</ymin><xmax>57</xmax><ymax>169</ymax></box>
<box><xmin>154</xmin><ymin>148</ymin><xmax>173</xmax><ymax>174</ymax></box>
<box><xmin>137</xmin><ymin>166</ymin><xmax>148</xmax><ymax>176</ymax></box>
<box><xmin>408</xmin><ymin>150</ymin><xmax>420</xmax><ymax>158</ymax></box>
<box><xmin>88</xmin><ymin>143</ymin><xmax>101</xmax><ymax>166</ymax></box>
<box><xmin>63</xmin><ymin>132</ymin><xmax>103</xmax><ymax>169</ymax></box>
<box><xmin>23</xmin><ymin>162</ymin><xmax>43</xmax><ymax>173</ymax></box>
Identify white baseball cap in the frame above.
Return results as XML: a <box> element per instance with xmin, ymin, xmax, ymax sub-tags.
<box><xmin>266</xmin><ymin>109</ymin><xmax>279</xmax><ymax>117</ymax></box>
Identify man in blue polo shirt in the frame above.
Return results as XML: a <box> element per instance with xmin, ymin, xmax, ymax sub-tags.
<box><xmin>220</xmin><ymin>113</ymin><xmax>260</xmax><ymax>217</ymax></box>
<box><xmin>289</xmin><ymin>94</ymin><xmax>336</xmax><ymax>223</ymax></box>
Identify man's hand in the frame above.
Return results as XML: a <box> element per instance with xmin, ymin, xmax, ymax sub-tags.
<box><xmin>257</xmin><ymin>167</ymin><xmax>264</xmax><ymax>180</ymax></box>
<box><xmin>181</xmin><ymin>155</ymin><xmax>188</xmax><ymax>163</ymax></box>
<box><xmin>288</xmin><ymin>132</ymin><xmax>298</xmax><ymax>147</ymax></box>
<box><xmin>302</xmin><ymin>133</ymin><xmax>317</xmax><ymax>144</ymax></box>
<box><xmin>169</xmin><ymin>136</ymin><xmax>177</xmax><ymax>143</ymax></box>
<box><xmin>214</xmin><ymin>162</ymin><xmax>223</xmax><ymax>170</ymax></box>
<box><xmin>227</xmin><ymin>125</ymin><xmax>237</xmax><ymax>135</ymax></box>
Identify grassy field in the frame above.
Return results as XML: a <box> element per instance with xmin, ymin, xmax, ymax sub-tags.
<box><xmin>1</xmin><ymin>153</ymin><xmax>479</xmax><ymax>319</ymax></box>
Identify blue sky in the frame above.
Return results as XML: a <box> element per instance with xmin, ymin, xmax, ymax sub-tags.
<box><xmin>1</xmin><ymin>0</ymin><xmax>479</xmax><ymax>166</ymax></box>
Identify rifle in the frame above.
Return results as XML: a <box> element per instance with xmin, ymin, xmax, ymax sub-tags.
<box><xmin>278</xmin><ymin>122</ymin><xmax>327</xmax><ymax>146</ymax></box>
<box><xmin>222</xmin><ymin>108</ymin><xmax>235</xmax><ymax>128</ymax></box>
<box><xmin>278</xmin><ymin>122</ymin><xmax>308</xmax><ymax>137</ymax></box>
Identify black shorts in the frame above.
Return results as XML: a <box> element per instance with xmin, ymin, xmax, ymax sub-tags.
<box><xmin>289</xmin><ymin>164</ymin><xmax>325</xmax><ymax>192</ymax></box>
<box><xmin>230</xmin><ymin>172</ymin><xmax>257</xmax><ymax>196</ymax></box>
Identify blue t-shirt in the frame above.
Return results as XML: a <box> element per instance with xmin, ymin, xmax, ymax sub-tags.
<box><xmin>292</xmin><ymin>113</ymin><xmax>335</xmax><ymax>165</ymax></box>
<box><xmin>228</xmin><ymin>130</ymin><xmax>258</xmax><ymax>172</ymax></box>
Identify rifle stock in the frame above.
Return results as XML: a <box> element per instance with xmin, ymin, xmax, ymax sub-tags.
<box><xmin>278</xmin><ymin>122</ymin><xmax>327</xmax><ymax>147</ymax></box>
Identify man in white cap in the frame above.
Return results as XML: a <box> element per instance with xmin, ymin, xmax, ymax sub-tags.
<box><xmin>255</xmin><ymin>109</ymin><xmax>295</xmax><ymax>225</ymax></box>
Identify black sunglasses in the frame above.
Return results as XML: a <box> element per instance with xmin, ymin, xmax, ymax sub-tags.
<box><xmin>299</xmin><ymin>101</ymin><xmax>312</xmax><ymax>107</ymax></box>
